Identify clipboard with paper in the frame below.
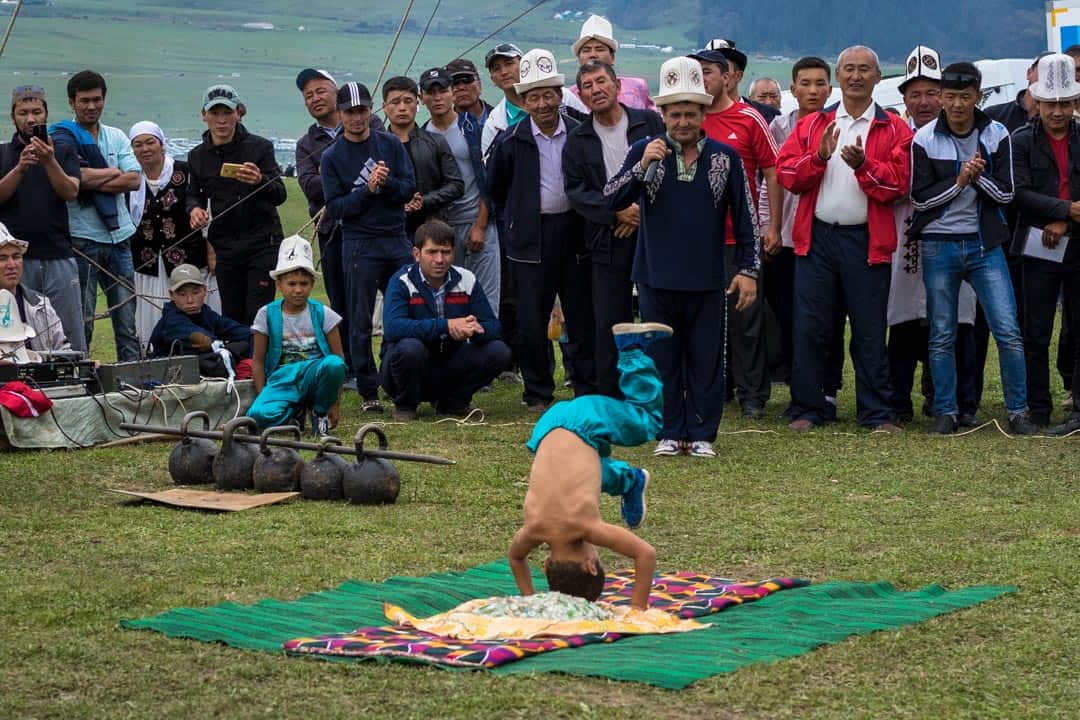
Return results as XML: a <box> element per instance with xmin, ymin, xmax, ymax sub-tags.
<box><xmin>1023</xmin><ymin>226</ymin><xmax>1069</xmax><ymax>263</ymax></box>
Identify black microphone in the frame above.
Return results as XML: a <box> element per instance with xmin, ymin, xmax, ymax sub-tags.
<box><xmin>643</xmin><ymin>136</ymin><xmax>675</xmax><ymax>183</ymax></box>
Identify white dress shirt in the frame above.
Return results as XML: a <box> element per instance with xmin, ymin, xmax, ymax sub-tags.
<box><xmin>814</xmin><ymin>102</ymin><xmax>875</xmax><ymax>225</ymax></box>
<box><xmin>532</xmin><ymin>117</ymin><xmax>570</xmax><ymax>215</ymax></box>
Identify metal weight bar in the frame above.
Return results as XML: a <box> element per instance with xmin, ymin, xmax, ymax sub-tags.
<box><xmin>118</xmin><ymin>422</ymin><xmax>455</xmax><ymax>465</ymax></box>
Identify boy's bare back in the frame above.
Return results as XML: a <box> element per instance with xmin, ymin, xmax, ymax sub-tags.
<box><xmin>521</xmin><ymin>428</ymin><xmax>602</xmax><ymax>542</ymax></box>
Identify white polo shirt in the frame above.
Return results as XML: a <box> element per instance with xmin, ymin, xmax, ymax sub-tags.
<box><xmin>814</xmin><ymin>103</ymin><xmax>875</xmax><ymax>226</ymax></box>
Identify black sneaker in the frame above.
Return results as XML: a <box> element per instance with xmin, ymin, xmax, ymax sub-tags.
<box><xmin>741</xmin><ymin>401</ymin><xmax>766</xmax><ymax>420</ymax></box>
<box><xmin>928</xmin><ymin>415</ymin><xmax>958</xmax><ymax>435</ymax></box>
<box><xmin>957</xmin><ymin>412</ymin><xmax>980</xmax><ymax>428</ymax></box>
<box><xmin>361</xmin><ymin>398</ymin><xmax>383</xmax><ymax>413</ymax></box>
<box><xmin>1047</xmin><ymin>415</ymin><xmax>1080</xmax><ymax>436</ymax></box>
<box><xmin>1007</xmin><ymin>414</ymin><xmax>1039</xmax><ymax>436</ymax></box>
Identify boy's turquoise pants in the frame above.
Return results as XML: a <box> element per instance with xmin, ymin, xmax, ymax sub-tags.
<box><xmin>526</xmin><ymin>348</ymin><xmax>662</xmax><ymax>496</ymax></box>
<box><xmin>247</xmin><ymin>356</ymin><xmax>347</xmax><ymax>429</ymax></box>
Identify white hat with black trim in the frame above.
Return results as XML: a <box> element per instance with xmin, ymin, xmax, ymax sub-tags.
<box><xmin>0</xmin><ymin>222</ymin><xmax>28</xmax><ymax>252</ymax></box>
<box><xmin>572</xmin><ymin>15</ymin><xmax>618</xmax><ymax>56</ymax></box>
<box><xmin>513</xmin><ymin>48</ymin><xmax>566</xmax><ymax>96</ymax></box>
<box><xmin>1029</xmin><ymin>52</ymin><xmax>1080</xmax><ymax>102</ymax></box>
<box><xmin>653</xmin><ymin>56</ymin><xmax>713</xmax><ymax>107</ymax></box>
<box><xmin>269</xmin><ymin>235</ymin><xmax>321</xmax><ymax>279</ymax></box>
<box><xmin>899</xmin><ymin>45</ymin><xmax>941</xmax><ymax>93</ymax></box>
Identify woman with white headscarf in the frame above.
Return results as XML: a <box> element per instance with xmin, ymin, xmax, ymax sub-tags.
<box><xmin>127</xmin><ymin>121</ymin><xmax>220</xmax><ymax>346</ymax></box>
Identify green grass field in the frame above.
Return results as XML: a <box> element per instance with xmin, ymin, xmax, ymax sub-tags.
<box><xmin>0</xmin><ymin>2</ymin><xmax>813</xmax><ymax>146</ymax></box>
<box><xmin>1</xmin><ymin>182</ymin><xmax>1076</xmax><ymax>719</ymax></box>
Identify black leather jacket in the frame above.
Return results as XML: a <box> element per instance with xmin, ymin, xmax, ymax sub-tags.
<box><xmin>402</xmin><ymin>125</ymin><xmax>464</xmax><ymax>234</ymax></box>
<box><xmin>1011</xmin><ymin>117</ymin><xmax>1080</xmax><ymax>261</ymax></box>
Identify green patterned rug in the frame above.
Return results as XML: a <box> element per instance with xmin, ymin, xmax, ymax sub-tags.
<box><xmin>120</xmin><ymin>561</ymin><xmax>1015</xmax><ymax>689</ymax></box>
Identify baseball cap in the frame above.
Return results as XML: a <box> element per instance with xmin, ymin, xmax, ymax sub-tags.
<box><xmin>11</xmin><ymin>84</ymin><xmax>45</xmax><ymax>106</ymax></box>
<box><xmin>168</xmin><ymin>264</ymin><xmax>206</xmax><ymax>292</ymax></box>
<box><xmin>687</xmin><ymin>49</ymin><xmax>730</xmax><ymax>72</ymax></box>
<box><xmin>419</xmin><ymin>67</ymin><xmax>452</xmax><ymax>91</ymax></box>
<box><xmin>337</xmin><ymin>82</ymin><xmax>373</xmax><ymax>111</ymax></box>
<box><xmin>484</xmin><ymin>42</ymin><xmax>524</xmax><ymax>69</ymax></box>
<box><xmin>202</xmin><ymin>84</ymin><xmax>240</xmax><ymax>111</ymax></box>
<box><xmin>445</xmin><ymin>58</ymin><xmax>480</xmax><ymax>81</ymax></box>
<box><xmin>296</xmin><ymin>68</ymin><xmax>337</xmax><ymax>91</ymax></box>
<box><xmin>705</xmin><ymin>38</ymin><xmax>748</xmax><ymax>71</ymax></box>
<box><xmin>1030</xmin><ymin>50</ymin><xmax>1054</xmax><ymax>69</ymax></box>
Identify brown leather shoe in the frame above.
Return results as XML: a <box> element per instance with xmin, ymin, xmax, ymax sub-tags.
<box><xmin>788</xmin><ymin>418</ymin><xmax>817</xmax><ymax>432</ymax></box>
<box><xmin>872</xmin><ymin>422</ymin><xmax>903</xmax><ymax>433</ymax></box>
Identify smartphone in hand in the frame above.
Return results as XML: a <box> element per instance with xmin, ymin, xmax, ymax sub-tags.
<box><xmin>219</xmin><ymin>162</ymin><xmax>245</xmax><ymax>179</ymax></box>
<box><xmin>31</xmin><ymin>124</ymin><xmax>48</xmax><ymax>142</ymax></box>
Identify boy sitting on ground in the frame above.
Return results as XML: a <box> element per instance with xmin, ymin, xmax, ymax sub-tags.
<box><xmin>508</xmin><ymin>322</ymin><xmax>671</xmax><ymax>609</ymax></box>
<box><xmin>247</xmin><ymin>236</ymin><xmax>347</xmax><ymax>436</ymax></box>
<box><xmin>148</xmin><ymin>264</ymin><xmax>251</xmax><ymax>377</ymax></box>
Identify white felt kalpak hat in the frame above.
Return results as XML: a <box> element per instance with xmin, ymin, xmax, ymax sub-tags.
<box><xmin>514</xmin><ymin>48</ymin><xmax>565</xmax><ymax>95</ymax></box>
<box><xmin>0</xmin><ymin>222</ymin><xmax>28</xmax><ymax>252</ymax></box>
<box><xmin>269</xmin><ymin>235</ymin><xmax>321</xmax><ymax>279</ymax></box>
<box><xmin>0</xmin><ymin>288</ymin><xmax>36</xmax><ymax>343</ymax></box>
<box><xmin>1029</xmin><ymin>52</ymin><xmax>1080</xmax><ymax>102</ymax></box>
<box><xmin>572</xmin><ymin>15</ymin><xmax>618</xmax><ymax>56</ymax></box>
<box><xmin>899</xmin><ymin>45</ymin><xmax>941</xmax><ymax>93</ymax></box>
<box><xmin>654</xmin><ymin>56</ymin><xmax>713</xmax><ymax>107</ymax></box>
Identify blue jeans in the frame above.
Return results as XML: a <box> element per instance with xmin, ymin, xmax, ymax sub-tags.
<box><xmin>72</xmin><ymin>237</ymin><xmax>140</xmax><ymax>361</ymax></box>
<box><xmin>451</xmin><ymin>221</ymin><xmax>501</xmax><ymax>316</ymax></box>
<box><xmin>527</xmin><ymin>348</ymin><xmax>662</xmax><ymax>496</ymax></box>
<box><xmin>922</xmin><ymin>235</ymin><xmax>1028</xmax><ymax>417</ymax></box>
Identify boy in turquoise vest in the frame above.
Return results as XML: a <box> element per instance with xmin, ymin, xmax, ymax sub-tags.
<box><xmin>248</xmin><ymin>235</ymin><xmax>347</xmax><ymax>436</ymax></box>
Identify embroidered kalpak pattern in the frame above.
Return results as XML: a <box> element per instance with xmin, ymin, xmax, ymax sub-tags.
<box><xmin>707</xmin><ymin>152</ymin><xmax>730</xmax><ymax>208</ymax></box>
<box><xmin>282</xmin><ymin>573</ymin><xmax>807</xmax><ymax>668</ymax></box>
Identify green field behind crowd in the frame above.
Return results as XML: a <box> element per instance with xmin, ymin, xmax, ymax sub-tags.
<box><xmin>0</xmin><ymin>0</ymin><xmax>808</xmax><ymax>144</ymax></box>
<box><xmin>1</xmin><ymin>181</ymin><xmax>1077</xmax><ymax>719</ymax></box>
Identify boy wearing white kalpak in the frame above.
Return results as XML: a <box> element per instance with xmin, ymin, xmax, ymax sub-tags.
<box><xmin>247</xmin><ymin>235</ymin><xmax>347</xmax><ymax>436</ymax></box>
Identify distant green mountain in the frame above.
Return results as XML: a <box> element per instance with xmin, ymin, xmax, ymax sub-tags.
<box><xmin>18</xmin><ymin>0</ymin><xmax>1048</xmax><ymax>62</ymax></box>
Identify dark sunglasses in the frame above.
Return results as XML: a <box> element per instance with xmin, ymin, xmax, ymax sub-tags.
<box><xmin>941</xmin><ymin>72</ymin><xmax>980</xmax><ymax>86</ymax></box>
<box><xmin>484</xmin><ymin>44</ymin><xmax>520</xmax><ymax>66</ymax></box>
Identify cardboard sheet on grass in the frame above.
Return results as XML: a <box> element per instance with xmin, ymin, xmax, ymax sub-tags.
<box><xmin>0</xmin><ymin>379</ymin><xmax>253</xmax><ymax>450</ymax></box>
<box><xmin>109</xmin><ymin>488</ymin><xmax>299</xmax><ymax>512</ymax></box>
<box><xmin>120</xmin><ymin>561</ymin><xmax>1016</xmax><ymax>689</ymax></box>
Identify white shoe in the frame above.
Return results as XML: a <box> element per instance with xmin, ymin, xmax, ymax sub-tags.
<box><xmin>688</xmin><ymin>440</ymin><xmax>716</xmax><ymax>458</ymax></box>
<box><xmin>653</xmin><ymin>439</ymin><xmax>682</xmax><ymax>456</ymax></box>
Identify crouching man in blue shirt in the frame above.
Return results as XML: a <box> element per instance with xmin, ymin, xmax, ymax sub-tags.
<box><xmin>381</xmin><ymin>219</ymin><xmax>511</xmax><ymax>421</ymax></box>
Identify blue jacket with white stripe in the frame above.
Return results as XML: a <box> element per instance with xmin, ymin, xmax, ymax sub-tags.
<box><xmin>383</xmin><ymin>262</ymin><xmax>501</xmax><ymax>348</ymax></box>
<box><xmin>909</xmin><ymin>108</ymin><xmax>1014</xmax><ymax>250</ymax></box>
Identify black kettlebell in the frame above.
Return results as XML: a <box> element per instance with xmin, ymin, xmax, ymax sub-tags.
<box><xmin>253</xmin><ymin>425</ymin><xmax>305</xmax><ymax>493</ymax></box>
<box><xmin>342</xmin><ymin>424</ymin><xmax>401</xmax><ymax>505</ymax></box>
<box><xmin>300</xmin><ymin>436</ymin><xmax>347</xmax><ymax>501</ymax></box>
<box><xmin>168</xmin><ymin>411</ymin><xmax>218</xmax><ymax>485</ymax></box>
<box><xmin>213</xmin><ymin>416</ymin><xmax>259</xmax><ymax>491</ymax></box>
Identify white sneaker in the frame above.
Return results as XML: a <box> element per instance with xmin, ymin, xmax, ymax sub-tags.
<box><xmin>688</xmin><ymin>440</ymin><xmax>716</xmax><ymax>458</ymax></box>
<box><xmin>653</xmin><ymin>439</ymin><xmax>682</xmax><ymax>456</ymax></box>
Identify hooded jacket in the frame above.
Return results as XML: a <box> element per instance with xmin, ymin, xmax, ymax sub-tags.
<box><xmin>776</xmin><ymin>102</ymin><xmax>913</xmax><ymax>264</ymax></box>
<box><xmin>185</xmin><ymin>123</ymin><xmax>287</xmax><ymax>260</ymax></box>
<box><xmin>908</xmin><ymin>108</ymin><xmax>1014</xmax><ymax>251</ymax></box>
